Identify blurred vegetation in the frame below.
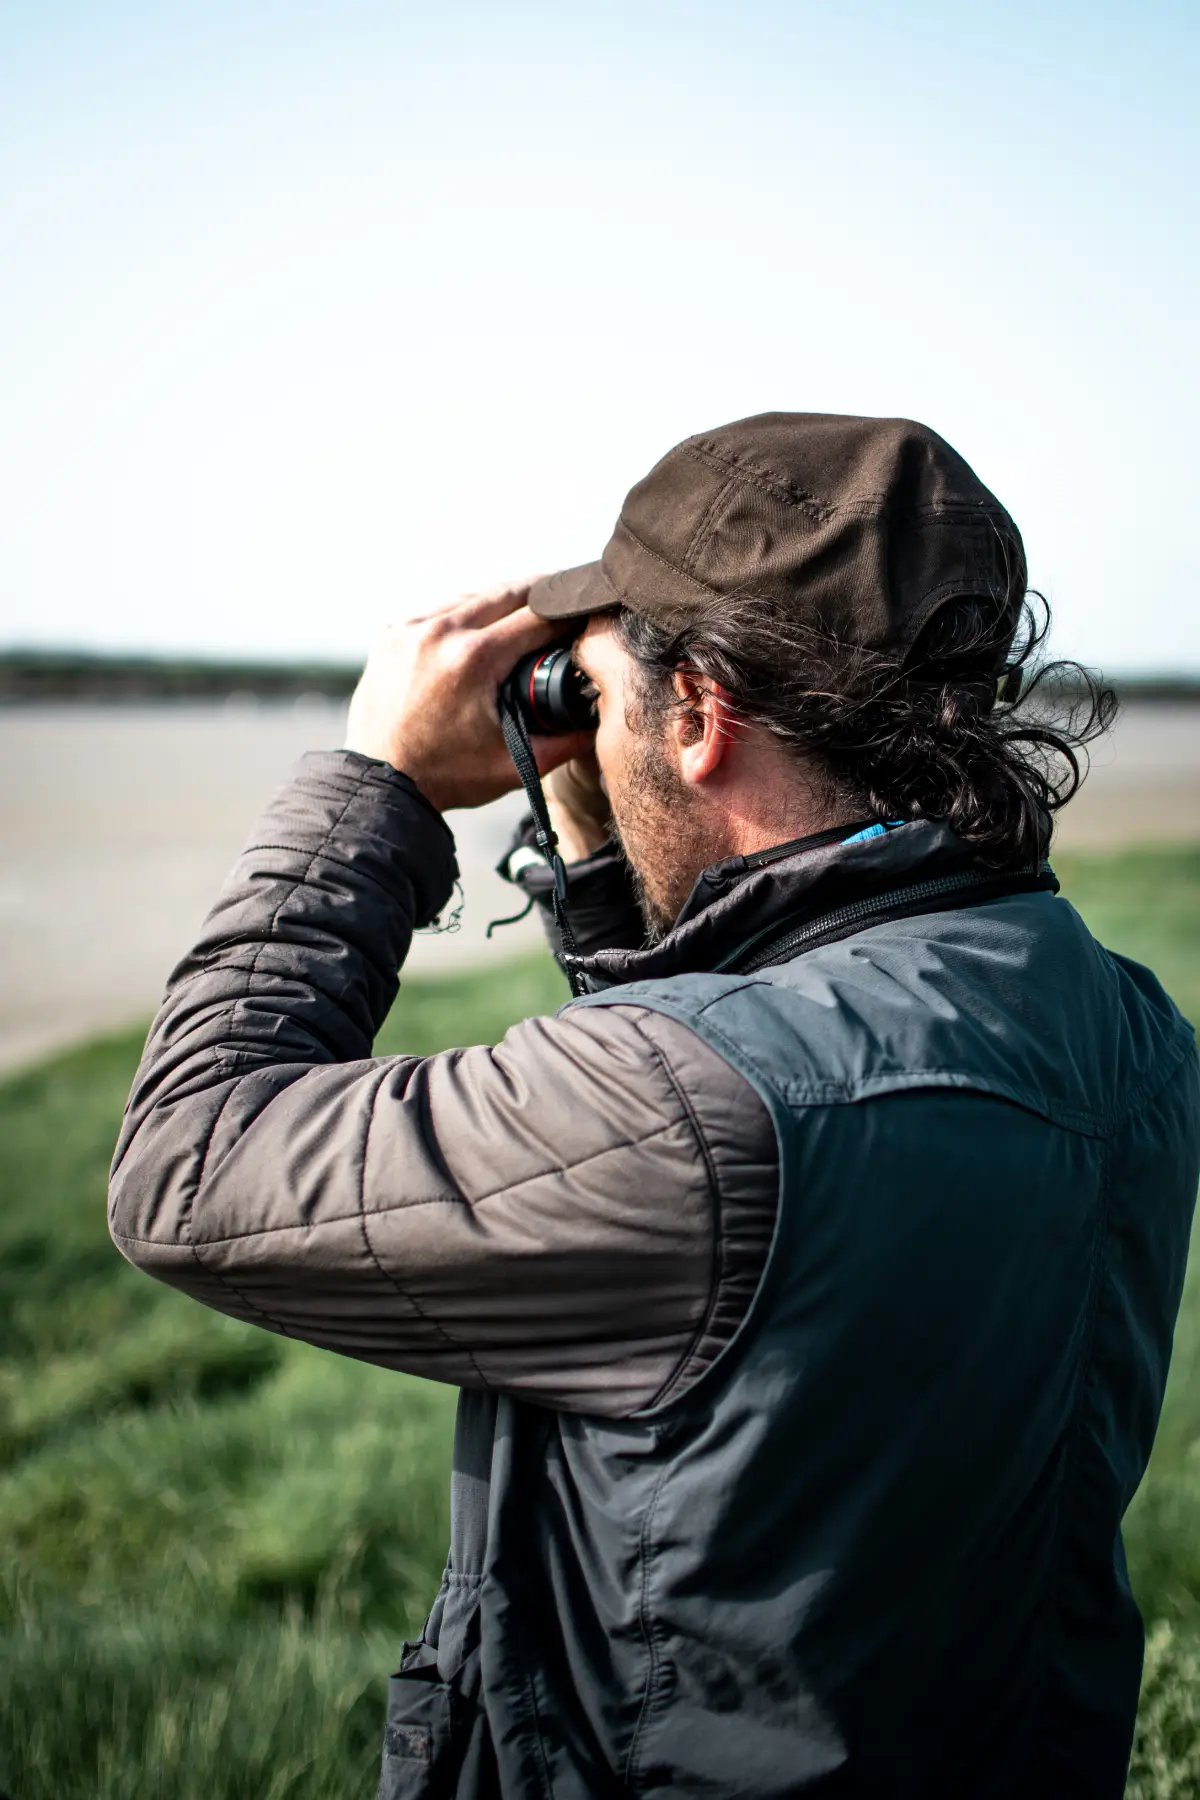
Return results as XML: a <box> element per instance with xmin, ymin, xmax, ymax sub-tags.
<box><xmin>1052</xmin><ymin>845</ymin><xmax>1200</xmax><ymax>1029</ymax></box>
<box><xmin>0</xmin><ymin>648</ymin><xmax>358</xmax><ymax>702</ymax></box>
<box><xmin>0</xmin><ymin>861</ymin><xmax>1196</xmax><ymax>1797</ymax></box>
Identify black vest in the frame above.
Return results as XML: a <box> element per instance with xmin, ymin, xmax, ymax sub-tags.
<box><xmin>380</xmin><ymin>889</ymin><xmax>1198</xmax><ymax>1798</ymax></box>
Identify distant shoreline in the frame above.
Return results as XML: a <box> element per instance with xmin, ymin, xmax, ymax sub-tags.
<box><xmin>0</xmin><ymin>648</ymin><xmax>358</xmax><ymax>703</ymax></box>
<box><xmin>2</xmin><ymin>647</ymin><xmax>1198</xmax><ymax>706</ymax></box>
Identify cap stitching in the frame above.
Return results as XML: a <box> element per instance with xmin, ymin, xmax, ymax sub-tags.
<box><xmin>679</xmin><ymin>442</ymin><xmax>1013</xmax><ymax>527</ymax></box>
<box><xmin>681</xmin><ymin>470</ymin><xmax>740</xmax><ymax>579</ymax></box>
<box><xmin>615</xmin><ymin>519</ymin><xmax>796</xmax><ymax>611</ymax></box>
<box><xmin>680</xmin><ymin>442</ymin><xmax>831</xmax><ymax>514</ymax></box>
<box><xmin>830</xmin><ymin>498</ymin><xmax>1016</xmax><ymax>526</ymax></box>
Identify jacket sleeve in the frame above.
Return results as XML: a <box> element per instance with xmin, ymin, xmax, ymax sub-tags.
<box><xmin>108</xmin><ymin>752</ymin><xmax>777</xmax><ymax>1417</ymax></box>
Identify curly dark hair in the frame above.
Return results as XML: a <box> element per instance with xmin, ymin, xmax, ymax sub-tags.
<box><xmin>614</xmin><ymin>588</ymin><xmax>1116</xmax><ymax>868</ymax></box>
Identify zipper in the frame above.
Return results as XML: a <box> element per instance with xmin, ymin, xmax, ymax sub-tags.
<box><xmin>716</xmin><ymin>866</ymin><xmax>1049</xmax><ymax>976</ymax></box>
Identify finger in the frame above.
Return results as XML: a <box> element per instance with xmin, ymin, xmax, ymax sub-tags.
<box><xmin>450</xmin><ymin>578</ymin><xmax>544</xmax><ymax>630</ymax></box>
<box><xmin>476</xmin><ymin>604</ymin><xmax>561</xmax><ymax>669</ymax></box>
<box><xmin>532</xmin><ymin>731</ymin><xmax>597</xmax><ymax>778</ymax></box>
<box><xmin>567</xmin><ymin>745</ymin><xmax>603</xmax><ymax>780</ymax></box>
<box><xmin>404</xmin><ymin>584</ymin><xmax>528</xmax><ymax>630</ymax></box>
<box><xmin>545</xmin><ymin>752</ymin><xmax>608</xmax><ymax>811</ymax></box>
<box><xmin>402</xmin><ymin>593</ymin><xmax>473</xmax><ymax>627</ymax></box>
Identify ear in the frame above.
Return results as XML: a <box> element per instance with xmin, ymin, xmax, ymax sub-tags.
<box><xmin>670</xmin><ymin>671</ymin><xmax>740</xmax><ymax>788</ymax></box>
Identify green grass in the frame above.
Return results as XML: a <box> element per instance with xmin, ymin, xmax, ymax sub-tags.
<box><xmin>1052</xmin><ymin>844</ymin><xmax>1200</xmax><ymax>1030</ymax></box>
<box><xmin>0</xmin><ymin>954</ymin><xmax>566</xmax><ymax>1800</ymax></box>
<box><xmin>1048</xmin><ymin>854</ymin><xmax>1200</xmax><ymax>1800</ymax></box>
<box><xmin>0</xmin><ymin>862</ymin><xmax>1196</xmax><ymax>1798</ymax></box>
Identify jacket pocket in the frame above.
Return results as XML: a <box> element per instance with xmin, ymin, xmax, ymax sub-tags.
<box><xmin>376</xmin><ymin>1636</ymin><xmax>490</xmax><ymax>1800</ymax></box>
<box><xmin>376</xmin><ymin>1641</ymin><xmax>453</xmax><ymax>1800</ymax></box>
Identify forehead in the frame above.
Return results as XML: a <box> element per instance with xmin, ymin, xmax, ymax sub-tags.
<box><xmin>571</xmin><ymin>612</ymin><xmax>623</xmax><ymax>680</ymax></box>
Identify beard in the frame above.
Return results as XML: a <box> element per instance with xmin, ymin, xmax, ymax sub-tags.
<box><xmin>606</xmin><ymin>725</ymin><xmax>727</xmax><ymax>941</ymax></box>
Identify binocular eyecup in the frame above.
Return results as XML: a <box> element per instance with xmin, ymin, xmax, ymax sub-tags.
<box><xmin>502</xmin><ymin>648</ymin><xmax>599</xmax><ymax>737</ymax></box>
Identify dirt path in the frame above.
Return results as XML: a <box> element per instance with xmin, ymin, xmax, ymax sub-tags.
<box><xmin>1</xmin><ymin>700</ymin><xmax>1197</xmax><ymax>1071</ymax></box>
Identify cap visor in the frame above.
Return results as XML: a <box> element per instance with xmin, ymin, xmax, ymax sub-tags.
<box><xmin>528</xmin><ymin>562</ymin><xmax>618</xmax><ymax>622</ymax></box>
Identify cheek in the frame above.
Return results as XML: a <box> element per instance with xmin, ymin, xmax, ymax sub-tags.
<box><xmin>594</xmin><ymin>704</ymin><xmax>631</xmax><ymax>803</ymax></box>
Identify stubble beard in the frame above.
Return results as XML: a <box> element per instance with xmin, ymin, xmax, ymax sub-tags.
<box><xmin>606</xmin><ymin>725</ymin><xmax>726</xmax><ymax>942</ymax></box>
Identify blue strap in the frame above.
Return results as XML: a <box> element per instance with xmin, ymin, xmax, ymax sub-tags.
<box><xmin>842</xmin><ymin>819</ymin><xmax>904</xmax><ymax>846</ymax></box>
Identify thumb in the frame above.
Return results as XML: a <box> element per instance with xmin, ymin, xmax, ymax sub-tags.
<box><xmin>532</xmin><ymin>732</ymin><xmax>597</xmax><ymax>778</ymax></box>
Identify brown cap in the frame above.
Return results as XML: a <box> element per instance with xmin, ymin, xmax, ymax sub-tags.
<box><xmin>529</xmin><ymin>412</ymin><xmax>1024</xmax><ymax>654</ymax></box>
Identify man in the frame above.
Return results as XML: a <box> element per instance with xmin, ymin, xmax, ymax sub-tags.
<box><xmin>109</xmin><ymin>414</ymin><xmax>1198</xmax><ymax>1798</ymax></box>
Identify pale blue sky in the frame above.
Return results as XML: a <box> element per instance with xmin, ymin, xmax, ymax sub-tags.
<box><xmin>1</xmin><ymin>1</ymin><xmax>1197</xmax><ymax>670</ymax></box>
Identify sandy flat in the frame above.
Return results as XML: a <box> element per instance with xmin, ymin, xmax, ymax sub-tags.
<box><xmin>1051</xmin><ymin>703</ymin><xmax>1200</xmax><ymax>850</ymax></box>
<box><xmin>0</xmin><ymin>701</ymin><xmax>542</xmax><ymax>1071</ymax></box>
<box><xmin>1</xmin><ymin>699</ymin><xmax>1196</xmax><ymax>1071</ymax></box>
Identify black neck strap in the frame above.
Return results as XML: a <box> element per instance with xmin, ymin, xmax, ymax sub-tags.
<box><xmin>498</xmin><ymin>689</ymin><xmax>587</xmax><ymax>997</ymax></box>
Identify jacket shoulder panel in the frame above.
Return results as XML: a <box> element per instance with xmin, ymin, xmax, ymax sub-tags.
<box><xmin>585</xmin><ymin>894</ymin><xmax>1196</xmax><ymax>1139</ymax></box>
<box><xmin>603</xmin><ymin>1007</ymin><xmax>779</xmax><ymax>1410</ymax></box>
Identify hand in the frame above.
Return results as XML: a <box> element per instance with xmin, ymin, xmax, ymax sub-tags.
<box><xmin>345</xmin><ymin>583</ymin><xmax>595</xmax><ymax>812</ymax></box>
<box><xmin>545</xmin><ymin>749</ymin><xmax>612</xmax><ymax>862</ymax></box>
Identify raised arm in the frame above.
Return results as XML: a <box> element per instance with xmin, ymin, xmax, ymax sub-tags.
<box><xmin>109</xmin><ymin>590</ymin><xmax>777</xmax><ymax>1418</ymax></box>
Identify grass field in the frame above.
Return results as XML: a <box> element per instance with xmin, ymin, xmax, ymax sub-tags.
<box><xmin>1</xmin><ymin>852</ymin><xmax>1197</xmax><ymax>1799</ymax></box>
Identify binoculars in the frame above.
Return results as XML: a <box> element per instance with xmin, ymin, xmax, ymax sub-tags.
<box><xmin>502</xmin><ymin>648</ymin><xmax>599</xmax><ymax>736</ymax></box>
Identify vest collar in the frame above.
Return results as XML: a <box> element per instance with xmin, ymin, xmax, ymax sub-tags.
<box><xmin>567</xmin><ymin>820</ymin><xmax>1047</xmax><ymax>990</ymax></box>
